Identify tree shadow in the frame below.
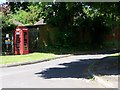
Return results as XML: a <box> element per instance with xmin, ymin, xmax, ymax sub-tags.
<box><xmin>91</xmin><ymin>55</ymin><xmax>119</xmax><ymax>75</ymax></box>
<box><xmin>35</xmin><ymin>55</ymin><xmax>119</xmax><ymax>79</ymax></box>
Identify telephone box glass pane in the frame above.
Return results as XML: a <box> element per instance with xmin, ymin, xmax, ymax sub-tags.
<box><xmin>24</xmin><ymin>32</ymin><xmax>27</xmax><ymax>50</ymax></box>
<box><xmin>16</xmin><ymin>34</ymin><xmax>20</xmax><ymax>49</ymax></box>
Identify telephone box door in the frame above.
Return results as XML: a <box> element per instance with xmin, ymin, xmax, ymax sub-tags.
<box><xmin>14</xmin><ymin>30</ymin><xmax>21</xmax><ymax>55</ymax></box>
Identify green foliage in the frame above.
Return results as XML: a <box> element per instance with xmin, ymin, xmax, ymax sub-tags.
<box><xmin>2</xmin><ymin>2</ymin><xmax>46</xmax><ymax>32</ymax></box>
<box><xmin>55</xmin><ymin>30</ymin><xmax>73</xmax><ymax>47</ymax></box>
<box><xmin>1</xmin><ymin>12</ymin><xmax>16</xmax><ymax>32</ymax></box>
<box><xmin>87</xmin><ymin>2</ymin><xmax>120</xmax><ymax>28</ymax></box>
<box><xmin>8</xmin><ymin>2</ymin><xmax>31</xmax><ymax>13</ymax></box>
<box><xmin>2</xmin><ymin>2</ymin><xmax>120</xmax><ymax>50</ymax></box>
<box><xmin>42</xmin><ymin>2</ymin><xmax>120</xmax><ymax>48</ymax></box>
<box><xmin>8</xmin><ymin>4</ymin><xmax>43</xmax><ymax>25</ymax></box>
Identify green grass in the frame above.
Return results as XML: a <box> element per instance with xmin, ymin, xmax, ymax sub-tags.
<box><xmin>111</xmin><ymin>52</ymin><xmax>120</xmax><ymax>57</ymax></box>
<box><xmin>0</xmin><ymin>53</ymin><xmax>56</xmax><ymax>65</ymax></box>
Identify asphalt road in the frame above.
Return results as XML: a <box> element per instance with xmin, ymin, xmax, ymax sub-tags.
<box><xmin>1</xmin><ymin>54</ymin><xmax>111</xmax><ymax>88</ymax></box>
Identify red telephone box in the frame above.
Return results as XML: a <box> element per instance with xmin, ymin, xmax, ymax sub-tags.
<box><xmin>14</xmin><ymin>26</ymin><xmax>29</xmax><ymax>55</ymax></box>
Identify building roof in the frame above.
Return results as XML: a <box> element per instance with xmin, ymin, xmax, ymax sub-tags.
<box><xmin>12</xmin><ymin>20</ymin><xmax>24</xmax><ymax>26</ymax></box>
<box><xmin>34</xmin><ymin>19</ymin><xmax>46</xmax><ymax>25</ymax></box>
<box><xmin>12</xmin><ymin>19</ymin><xmax>46</xmax><ymax>26</ymax></box>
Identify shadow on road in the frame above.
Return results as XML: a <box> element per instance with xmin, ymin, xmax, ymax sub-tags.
<box><xmin>91</xmin><ymin>56</ymin><xmax>119</xmax><ymax>75</ymax></box>
<box><xmin>35</xmin><ymin>55</ymin><xmax>119</xmax><ymax>79</ymax></box>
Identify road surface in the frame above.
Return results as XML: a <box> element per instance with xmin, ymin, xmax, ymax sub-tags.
<box><xmin>1</xmin><ymin>54</ymin><xmax>110</xmax><ymax>88</ymax></box>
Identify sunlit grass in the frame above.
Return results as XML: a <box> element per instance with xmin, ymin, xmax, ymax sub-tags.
<box><xmin>111</xmin><ymin>52</ymin><xmax>120</xmax><ymax>57</ymax></box>
<box><xmin>0</xmin><ymin>53</ymin><xmax>56</xmax><ymax>65</ymax></box>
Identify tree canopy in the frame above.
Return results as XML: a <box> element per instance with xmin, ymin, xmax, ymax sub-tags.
<box><xmin>1</xmin><ymin>2</ymin><xmax>120</xmax><ymax>47</ymax></box>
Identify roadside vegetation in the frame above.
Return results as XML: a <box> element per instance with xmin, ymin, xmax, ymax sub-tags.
<box><xmin>1</xmin><ymin>2</ymin><xmax>120</xmax><ymax>54</ymax></box>
<box><xmin>0</xmin><ymin>53</ymin><xmax>56</xmax><ymax>65</ymax></box>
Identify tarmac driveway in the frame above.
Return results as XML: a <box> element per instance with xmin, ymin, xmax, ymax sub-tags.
<box><xmin>0</xmin><ymin>54</ymin><xmax>115</xmax><ymax>88</ymax></box>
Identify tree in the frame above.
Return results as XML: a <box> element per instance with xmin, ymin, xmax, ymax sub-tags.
<box><xmin>8</xmin><ymin>3</ymin><xmax>44</xmax><ymax>25</ymax></box>
<box><xmin>86</xmin><ymin>2</ymin><xmax>120</xmax><ymax>28</ymax></box>
<box><xmin>2</xmin><ymin>2</ymin><xmax>120</xmax><ymax>49</ymax></box>
<box><xmin>1</xmin><ymin>2</ymin><xmax>46</xmax><ymax>32</ymax></box>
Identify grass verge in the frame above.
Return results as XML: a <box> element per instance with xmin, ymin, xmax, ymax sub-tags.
<box><xmin>111</xmin><ymin>52</ymin><xmax>120</xmax><ymax>57</ymax></box>
<box><xmin>0</xmin><ymin>53</ymin><xmax>56</xmax><ymax>65</ymax></box>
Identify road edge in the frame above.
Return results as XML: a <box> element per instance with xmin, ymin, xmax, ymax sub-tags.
<box><xmin>0</xmin><ymin>54</ymin><xmax>72</xmax><ymax>68</ymax></box>
<box><xmin>88</xmin><ymin>59</ymin><xmax>118</xmax><ymax>88</ymax></box>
